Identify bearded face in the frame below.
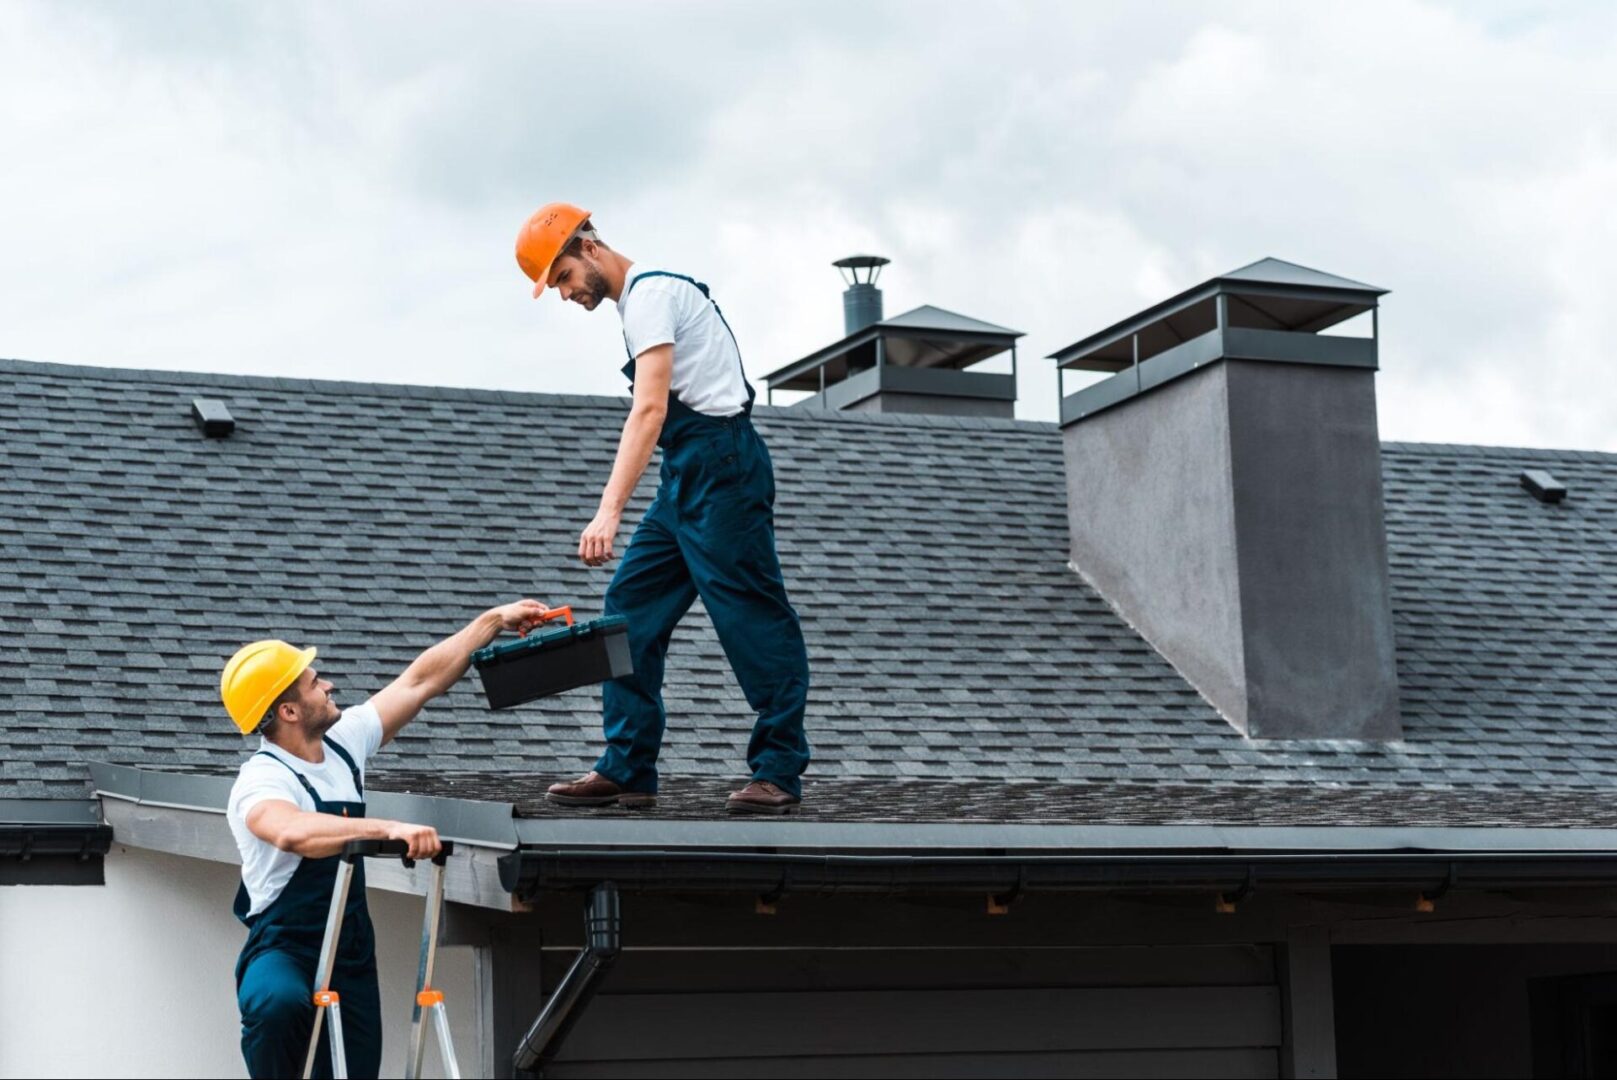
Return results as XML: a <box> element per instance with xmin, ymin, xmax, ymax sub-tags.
<box><xmin>548</xmin><ymin>248</ymin><xmax>614</xmax><ymax>310</ymax></box>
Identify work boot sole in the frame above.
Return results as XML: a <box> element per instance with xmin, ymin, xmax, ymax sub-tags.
<box><xmin>546</xmin><ymin>791</ymin><xmax>658</xmax><ymax>809</ymax></box>
<box><xmin>726</xmin><ymin>798</ymin><xmax>800</xmax><ymax>816</ymax></box>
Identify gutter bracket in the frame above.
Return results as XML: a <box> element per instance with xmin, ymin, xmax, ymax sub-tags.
<box><xmin>987</xmin><ymin>869</ymin><xmax>1025</xmax><ymax>915</ymax></box>
<box><xmin>511</xmin><ymin>881</ymin><xmax>621</xmax><ymax>1077</ymax></box>
<box><xmin>1216</xmin><ymin>869</ymin><xmax>1256</xmax><ymax>914</ymax></box>
<box><xmin>1417</xmin><ymin>862</ymin><xmax>1460</xmax><ymax>913</ymax></box>
<box><xmin>756</xmin><ymin>873</ymin><xmax>788</xmax><ymax>915</ymax></box>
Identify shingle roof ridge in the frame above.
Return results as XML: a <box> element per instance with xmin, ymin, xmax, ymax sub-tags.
<box><xmin>1</xmin><ymin>356</ymin><xmax>1060</xmax><ymax>432</ymax></box>
<box><xmin>1381</xmin><ymin>439</ymin><xmax>1617</xmax><ymax>464</ymax></box>
<box><xmin>0</xmin><ymin>356</ymin><xmax>628</xmax><ymax>409</ymax></box>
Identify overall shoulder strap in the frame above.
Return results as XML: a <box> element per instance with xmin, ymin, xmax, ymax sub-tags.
<box><xmin>254</xmin><ymin>749</ymin><xmax>321</xmax><ymax>803</ymax></box>
<box><xmin>624</xmin><ymin>270</ymin><xmax>708</xmax><ymax>300</ymax></box>
<box><xmin>323</xmin><ymin>737</ymin><xmax>364</xmax><ymax>797</ymax></box>
<box><xmin>621</xmin><ymin>271</ymin><xmax>749</xmax><ymax>400</ymax></box>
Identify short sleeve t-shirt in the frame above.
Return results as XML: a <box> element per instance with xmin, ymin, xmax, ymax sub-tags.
<box><xmin>617</xmin><ymin>265</ymin><xmax>749</xmax><ymax>417</ymax></box>
<box><xmin>226</xmin><ymin>701</ymin><xmax>384</xmax><ymax>917</ymax></box>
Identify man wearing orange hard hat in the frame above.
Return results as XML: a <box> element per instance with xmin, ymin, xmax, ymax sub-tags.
<box><xmin>221</xmin><ymin>599</ymin><xmax>550</xmax><ymax>1079</ymax></box>
<box><xmin>515</xmin><ymin>203</ymin><xmax>811</xmax><ymax>815</ymax></box>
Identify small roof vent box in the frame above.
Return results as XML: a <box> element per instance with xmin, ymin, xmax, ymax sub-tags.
<box><xmin>191</xmin><ymin>398</ymin><xmax>235</xmax><ymax>438</ymax></box>
<box><xmin>1520</xmin><ymin>469</ymin><xmax>1566</xmax><ymax>504</ymax></box>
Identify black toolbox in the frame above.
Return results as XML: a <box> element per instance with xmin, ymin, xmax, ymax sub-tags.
<box><xmin>471</xmin><ymin>606</ymin><xmax>633</xmax><ymax>709</ymax></box>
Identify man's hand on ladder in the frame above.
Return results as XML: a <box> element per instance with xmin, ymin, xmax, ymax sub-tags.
<box><xmin>380</xmin><ymin>821</ymin><xmax>441</xmax><ymax>861</ymax></box>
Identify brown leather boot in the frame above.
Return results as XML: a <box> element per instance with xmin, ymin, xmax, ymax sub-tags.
<box><xmin>726</xmin><ymin>780</ymin><xmax>800</xmax><ymax>815</ymax></box>
<box><xmin>546</xmin><ymin>771</ymin><xmax>657</xmax><ymax>808</ymax></box>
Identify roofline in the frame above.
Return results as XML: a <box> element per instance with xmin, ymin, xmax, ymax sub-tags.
<box><xmin>90</xmin><ymin>761</ymin><xmax>520</xmax><ymax>850</ymax></box>
<box><xmin>11</xmin><ymin>356</ymin><xmax>1613</xmax><ymax>453</ymax></box>
<box><xmin>1379</xmin><ymin>439</ymin><xmax>1617</xmax><ymax>462</ymax></box>
<box><xmin>91</xmin><ymin>765</ymin><xmax>1617</xmax><ymax>862</ymax></box>
<box><xmin>0</xmin><ymin>356</ymin><xmax>631</xmax><ymax>412</ymax></box>
<box><xmin>509</xmin><ymin>816</ymin><xmax>1617</xmax><ymax>854</ymax></box>
<box><xmin>1</xmin><ymin>356</ymin><xmax>1058</xmax><ymax>434</ymax></box>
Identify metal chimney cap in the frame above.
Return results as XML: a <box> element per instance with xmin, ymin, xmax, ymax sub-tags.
<box><xmin>834</xmin><ymin>254</ymin><xmax>889</xmax><ymax>290</ymax></box>
<box><xmin>832</xmin><ymin>255</ymin><xmax>891</xmax><ymax>271</ymax></box>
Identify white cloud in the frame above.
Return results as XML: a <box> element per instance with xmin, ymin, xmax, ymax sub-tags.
<box><xmin>1</xmin><ymin>0</ymin><xmax>1614</xmax><ymax>448</ymax></box>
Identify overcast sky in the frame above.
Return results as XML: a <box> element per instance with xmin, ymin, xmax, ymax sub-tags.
<box><xmin>3</xmin><ymin>1</ymin><xmax>1613</xmax><ymax>448</ymax></box>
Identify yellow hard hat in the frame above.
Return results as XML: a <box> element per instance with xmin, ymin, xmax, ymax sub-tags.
<box><xmin>221</xmin><ymin>640</ymin><xmax>317</xmax><ymax>735</ymax></box>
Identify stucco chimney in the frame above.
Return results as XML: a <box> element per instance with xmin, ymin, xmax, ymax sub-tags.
<box><xmin>1049</xmin><ymin>258</ymin><xmax>1401</xmax><ymax>740</ymax></box>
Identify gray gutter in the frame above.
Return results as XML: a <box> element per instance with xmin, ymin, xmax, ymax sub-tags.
<box><xmin>0</xmin><ymin>798</ymin><xmax>104</xmax><ymax>825</ymax></box>
<box><xmin>89</xmin><ymin>762</ymin><xmax>522</xmax><ymax>910</ymax></box>
<box><xmin>89</xmin><ymin>762</ymin><xmax>520</xmax><ymax>850</ymax></box>
<box><xmin>0</xmin><ymin>798</ymin><xmax>114</xmax><ymax>886</ymax></box>
<box><xmin>500</xmin><ymin>847</ymin><xmax>1617</xmax><ymax>902</ymax></box>
<box><xmin>503</xmin><ymin>817</ymin><xmax>1617</xmax><ymax>899</ymax></box>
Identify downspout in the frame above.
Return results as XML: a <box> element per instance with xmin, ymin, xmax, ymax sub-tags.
<box><xmin>511</xmin><ymin>882</ymin><xmax>620</xmax><ymax>1077</ymax></box>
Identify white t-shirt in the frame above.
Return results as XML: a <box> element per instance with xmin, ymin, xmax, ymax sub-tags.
<box><xmin>617</xmin><ymin>264</ymin><xmax>750</xmax><ymax>417</ymax></box>
<box><xmin>225</xmin><ymin>701</ymin><xmax>384</xmax><ymax>917</ymax></box>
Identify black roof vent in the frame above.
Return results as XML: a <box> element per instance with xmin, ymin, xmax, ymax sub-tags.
<box><xmin>190</xmin><ymin>398</ymin><xmax>235</xmax><ymax>438</ymax></box>
<box><xmin>1520</xmin><ymin>469</ymin><xmax>1567</xmax><ymax>504</ymax></box>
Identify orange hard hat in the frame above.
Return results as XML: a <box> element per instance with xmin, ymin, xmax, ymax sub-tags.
<box><xmin>515</xmin><ymin>203</ymin><xmax>591</xmax><ymax>298</ymax></box>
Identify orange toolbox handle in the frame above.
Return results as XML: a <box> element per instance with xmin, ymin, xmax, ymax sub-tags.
<box><xmin>519</xmin><ymin>605</ymin><xmax>575</xmax><ymax>634</ymax></box>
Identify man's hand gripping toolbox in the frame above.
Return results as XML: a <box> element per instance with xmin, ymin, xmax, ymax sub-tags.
<box><xmin>471</xmin><ymin>605</ymin><xmax>633</xmax><ymax>709</ymax></box>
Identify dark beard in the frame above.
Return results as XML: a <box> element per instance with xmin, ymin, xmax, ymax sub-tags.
<box><xmin>580</xmin><ymin>266</ymin><xmax>612</xmax><ymax>307</ymax></box>
<box><xmin>311</xmin><ymin>708</ymin><xmax>342</xmax><ymax>737</ymax></box>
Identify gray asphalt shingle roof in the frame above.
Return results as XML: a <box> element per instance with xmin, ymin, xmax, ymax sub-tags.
<box><xmin>2</xmin><ymin>357</ymin><xmax>1614</xmax><ymax>813</ymax></box>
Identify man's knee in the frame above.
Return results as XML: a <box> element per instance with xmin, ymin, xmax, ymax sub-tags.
<box><xmin>240</xmin><ymin>957</ymin><xmax>313</xmax><ymax>1034</ymax></box>
<box><xmin>246</xmin><ymin>979</ymin><xmax>310</xmax><ymax>1030</ymax></box>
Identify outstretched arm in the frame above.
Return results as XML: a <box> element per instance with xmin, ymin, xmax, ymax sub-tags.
<box><xmin>370</xmin><ymin>599</ymin><xmax>551</xmax><ymax>745</ymax></box>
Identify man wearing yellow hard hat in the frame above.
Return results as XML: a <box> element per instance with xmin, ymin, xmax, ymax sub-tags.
<box><xmin>515</xmin><ymin>203</ymin><xmax>811</xmax><ymax>814</ymax></box>
<box><xmin>221</xmin><ymin>599</ymin><xmax>549</xmax><ymax>1079</ymax></box>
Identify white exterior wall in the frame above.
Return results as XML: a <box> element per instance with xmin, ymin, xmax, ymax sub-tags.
<box><xmin>0</xmin><ymin>844</ymin><xmax>483</xmax><ymax>1079</ymax></box>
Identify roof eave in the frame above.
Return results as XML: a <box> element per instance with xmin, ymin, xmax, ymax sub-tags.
<box><xmin>501</xmin><ymin>844</ymin><xmax>1617</xmax><ymax>901</ymax></box>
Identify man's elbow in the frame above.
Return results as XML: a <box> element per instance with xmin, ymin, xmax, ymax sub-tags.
<box><xmin>270</xmin><ymin>823</ymin><xmax>308</xmax><ymax>854</ymax></box>
<box><xmin>630</xmin><ymin>400</ymin><xmax>668</xmax><ymax>427</ymax></box>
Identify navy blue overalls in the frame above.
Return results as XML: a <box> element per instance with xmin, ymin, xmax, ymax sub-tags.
<box><xmin>233</xmin><ymin>739</ymin><xmax>381</xmax><ymax>1080</ymax></box>
<box><xmin>597</xmin><ymin>270</ymin><xmax>812</xmax><ymax>796</ymax></box>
